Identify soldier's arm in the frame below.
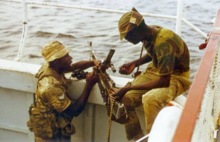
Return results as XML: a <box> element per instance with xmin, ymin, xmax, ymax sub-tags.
<box><xmin>119</xmin><ymin>54</ymin><xmax>152</xmax><ymax>75</ymax></box>
<box><xmin>63</xmin><ymin>60</ymin><xmax>101</xmax><ymax>73</ymax></box>
<box><xmin>62</xmin><ymin>72</ymin><xmax>98</xmax><ymax>118</ymax></box>
<box><xmin>113</xmin><ymin>75</ymin><xmax>171</xmax><ymax>100</ymax></box>
<box><xmin>62</xmin><ymin>83</ymin><xmax>93</xmax><ymax>117</ymax></box>
<box><xmin>125</xmin><ymin>54</ymin><xmax>152</xmax><ymax>67</ymax></box>
<box><xmin>116</xmin><ymin>41</ymin><xmax>174</xmax><ymax>99</ymax></box>
<box><xmin>62</xmin><ymin>60</ymin><xmax>94</xmax><ymax>73</ymax></box>
<box><xmin>136</xmin><ymin>54</ymin><xmax>152</xmax><ymax>66</ymax></box>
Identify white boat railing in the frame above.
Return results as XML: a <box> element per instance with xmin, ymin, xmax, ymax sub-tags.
<box><xmin>3</xmin><ymin>0</ymin><xmax>206</xmax><ymax>61</ymax></box>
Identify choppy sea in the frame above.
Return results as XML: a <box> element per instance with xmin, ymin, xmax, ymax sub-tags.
<box><xmin>0</xmin><ymin>0</ymin><xmax>219</xmax><ymax>82</ymax></box>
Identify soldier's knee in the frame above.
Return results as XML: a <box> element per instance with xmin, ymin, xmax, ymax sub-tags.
<box><xmin>142</xmin><ymin>94</ymin><xmax>150</xmax><ymax>104</ymax></box>
<box><xmin>142</xmin><ymin>92</ymin><xmax>155</xmax><ymax>105</ymax></box>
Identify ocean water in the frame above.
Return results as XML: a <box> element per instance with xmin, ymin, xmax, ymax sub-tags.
<box><xmin>0</xmin><ymin>0</ymin><xmax>219</xmax><ymax>82</ymax></box>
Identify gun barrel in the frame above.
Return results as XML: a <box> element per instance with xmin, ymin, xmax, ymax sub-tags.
<box><xmin>104</xmin><ymin>49</ymin><xmax>115</xmax><ymax>63</ymax></box>
<box><xmin>103</xmin><ymin>49</ymin><xmax>116</xmax><ymax>72</ymax></box>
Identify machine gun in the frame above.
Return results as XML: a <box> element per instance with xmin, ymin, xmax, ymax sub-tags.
<box><xmin>87</xmin><ymin>41</ymin><xmax>116</xmax><ymax>102</ymax></box>
<box><xmin>71</xmin><ymin>42</ymin><xmax>128</xmax><ymax>142</ymax></box>
<box><xmin>88</xmin><ymin>41</ymin><xmax>128</xmax><ymax>142</ymax></box>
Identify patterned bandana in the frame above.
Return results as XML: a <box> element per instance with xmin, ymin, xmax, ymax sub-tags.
<box><xmin>118</xmin><ymin>8</ymin><xmax>143</xmax><ymax>40</ymax></box>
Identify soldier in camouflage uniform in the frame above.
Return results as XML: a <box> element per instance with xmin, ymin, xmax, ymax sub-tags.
<box><xmin>27</xmin><ymin>41</ymin><xmax>99</xmax><ymax>142</ymax></box>
<box><xmin>113</xmin><ymin>8</ymin><xmax>191</xmax><ymax>141</ymax></box>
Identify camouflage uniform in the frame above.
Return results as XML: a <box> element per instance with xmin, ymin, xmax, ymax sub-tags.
<box><xmin>122</xmin><ymin>26</ymin><xmax>191</xmax><ymax>140</ymax></box>
<box><xmin>27</xmin><ymin>65</ymin><xmax>75</xmax><ymax>142</ymax></box>
<box><xmin>27</xmin><ymin>41</ymin><xmax>75</xmax><ymax>142</ymax></box>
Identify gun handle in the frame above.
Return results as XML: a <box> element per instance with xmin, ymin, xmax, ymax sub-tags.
<box><xmin>110</xmin><ymin>63</ymin><xmax>116</xmax><ymax>73</ymax></box>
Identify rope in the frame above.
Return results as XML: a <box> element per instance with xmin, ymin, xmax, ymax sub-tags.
<box><xmin>136</xmin><ymin>41</ymin><xmax>145</xmax><ymax>72</ymax></box>
<box><xmin>133</xmin><ymin>41</ymin><xmax>145</xmax><ymax>78</ymax></box>
<box><xmin>106</xmin><ymin>88</ymin><xmax>117</xmax><ymax>142</ymax></box>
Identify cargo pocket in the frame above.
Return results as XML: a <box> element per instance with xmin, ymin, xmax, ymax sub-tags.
<box><xmin>57</xmin><ymin>115</ymin><xmax>75</xmax><ymax>136</ymax></box>
<box><xmin>27</xmin><ymin>104</ymin><xmax>57</xmax><ymax>138</ymax></box>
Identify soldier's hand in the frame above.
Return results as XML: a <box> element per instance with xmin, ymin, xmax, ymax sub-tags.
<box><xmin>119</xmin><ymin>63</ymin><xmax>135</xmax><ymax>75</ymax></box>
<box><xmin>86</xmin><ymin>71</ymin><xmax>99</xmax><ymax>86</ymax></box>
<box><xmin>111</xmin><ymin>87</ymin><xmax>128</xmax><ymax>100</ymax></box>
<box><xmin>93</xmin><ymin>60</ymin><xmax>101</xmax><ymax>67</ymax></box>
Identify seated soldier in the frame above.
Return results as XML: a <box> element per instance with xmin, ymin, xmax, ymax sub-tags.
<box><xmin>113</xmin><ymin>8</ymin><xmax>191</xmax><ymax>141</ymax></box>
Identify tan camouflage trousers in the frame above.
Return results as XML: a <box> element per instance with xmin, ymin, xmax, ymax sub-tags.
<box><xmin>121</xmin><ymin>71</ymin><xmax>191</xmax><ymax>140</ymax></box>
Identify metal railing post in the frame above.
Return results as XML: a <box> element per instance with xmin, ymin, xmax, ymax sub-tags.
<box><xmin>175</xmin><ymin>0</ymin><xmax>183</xmax><ymax>37</ymax></box>
<box><xmin>14</xmin><ymin>0</ymin><xmax>28</xmax><ymax>61</ymax></box>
